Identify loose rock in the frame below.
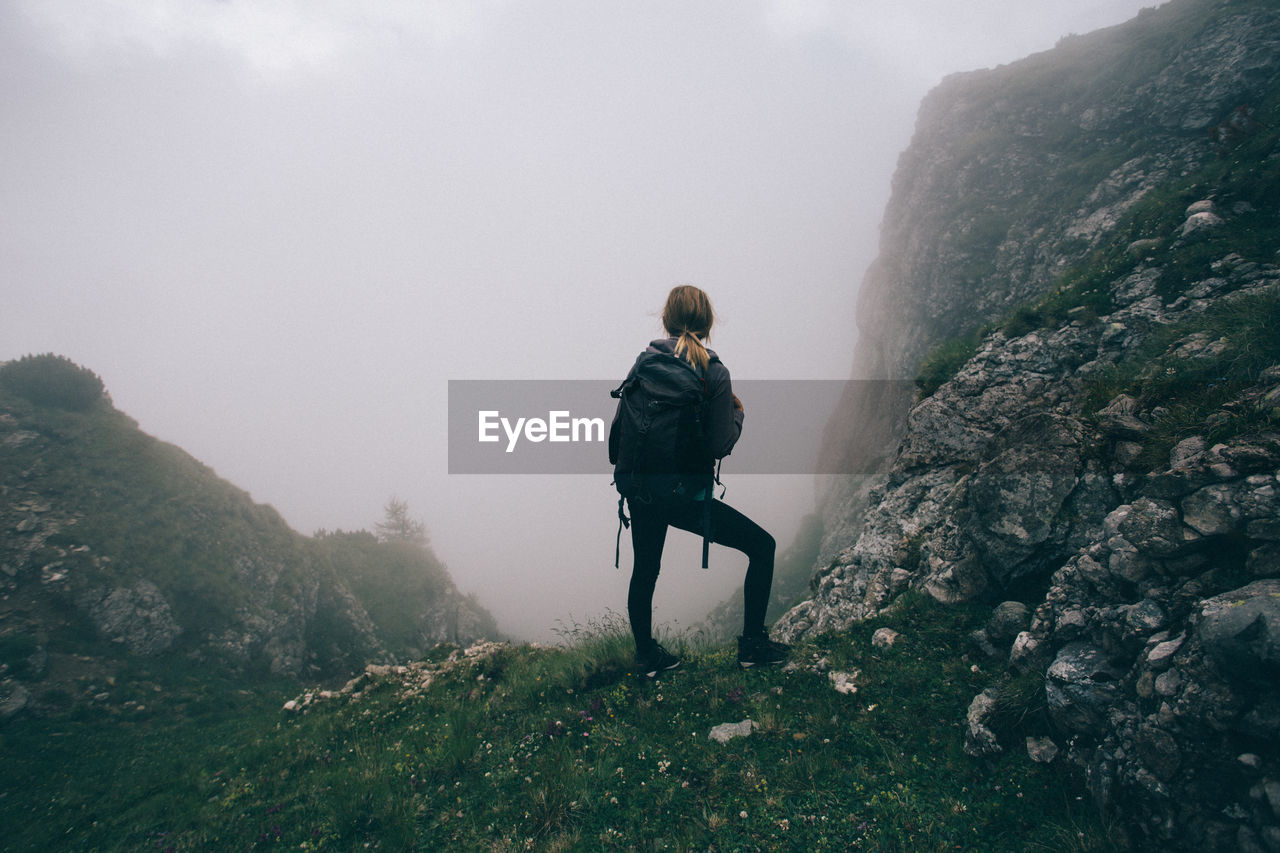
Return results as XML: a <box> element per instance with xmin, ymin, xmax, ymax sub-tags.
<box><xmin>1026</xmin><ymin>736</ymin><xmax>1059</xmax><ymax>764</ymax></box>
<box><xmin>871</xmin><ymin>627</ymin><xmax>900</xmax><ymax>648</ymax></box>
<box><xmin>829</xmin><ymin>671</ymin><xmax>860</xmax><ymax>695</ymax></box>
<box><xmin>963</xmin><ymin>688</ymin><xmax>1002</xmax><ymax>757</ymax></box>
<box><xmin>709</xmin><ymin>719</ymin><xmax>754</xmax><ymax>744</ymax></box>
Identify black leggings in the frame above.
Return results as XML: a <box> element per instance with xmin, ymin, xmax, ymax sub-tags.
<box><xmin>627</xmin><ymin>498</ymin><xmax>775</xmax><ymax>649</ymax></box>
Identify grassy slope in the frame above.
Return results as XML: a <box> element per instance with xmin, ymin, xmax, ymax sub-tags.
<box><xmin>1</xmin><ymin>597</ymin><xmax>1121</xmax><ymax>852</ymax></box>
<box><xmin>1</xmin><ymin>389</ymin><xmax>312</xmax><ymax>640</ymax></box>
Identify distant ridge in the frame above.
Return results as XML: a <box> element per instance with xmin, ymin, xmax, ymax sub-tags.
<box><xmin>0</xmin><ymin>353</ymin><xmax>498</xmax><ymax>717</ymax></box>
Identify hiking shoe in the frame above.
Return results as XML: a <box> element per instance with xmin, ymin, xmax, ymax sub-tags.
<box><xmin>636</xmin><ymin>642</ymin><xmax>681</xmax><ymax>678</ymax></box>
<box><xmin>737</xmin><ymin>634</ymin><xmax>790</xmax><ymax>668</ymax></box>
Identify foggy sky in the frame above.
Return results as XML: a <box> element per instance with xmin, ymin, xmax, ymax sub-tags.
<box><xmin>2</xmin><ymin>0</ymin><xmax>1160</xmax><ymax>640</ymax></box>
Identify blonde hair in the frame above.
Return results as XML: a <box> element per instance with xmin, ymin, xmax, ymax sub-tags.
<box><xmin>662</xmin><ymin>284</ymin><xmax>714</xmax><ymax>371</ymax></box>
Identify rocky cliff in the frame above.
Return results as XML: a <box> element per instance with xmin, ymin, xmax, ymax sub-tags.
<box><xmin>818</xmin><ymin>0</ymin><xmax>1280</xmax><ymax>550</ymax></box>
<box><xmin>0</xmin><ymin>357</ymin><xmax>497</xmax><ymax>719</ymax></box>
<box><xmin>783</xmin><ymin>0</ymin><xmax>1280</xmax><ymax>849</ymax></box>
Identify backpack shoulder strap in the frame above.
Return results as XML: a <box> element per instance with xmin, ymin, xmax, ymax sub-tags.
<box><xmin>610</xmin><ymin>351</ymin><xmax>648</xmax><ymax>398</ymax></box>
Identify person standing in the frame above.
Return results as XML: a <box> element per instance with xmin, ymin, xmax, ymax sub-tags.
<box><xmin>610</xmin><ymin>285</ymin><xmax>790</xmax><ymax>677</ymax></box>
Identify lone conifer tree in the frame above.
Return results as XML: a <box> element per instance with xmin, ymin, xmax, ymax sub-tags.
<box><xmin>376</xmin><ymin>497</ymin><xmax>428</xmax><ymax>547</ymax></box>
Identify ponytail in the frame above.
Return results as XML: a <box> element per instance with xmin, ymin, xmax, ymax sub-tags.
<box><xmin>674</xmin><ymin>329</ymin><xmax>711</xmax><ymax>371</ymax></box>
<box><xmin>662</xmin><ymin>284</ymin><xmax>715</xmax><ymax>371</ymax></box>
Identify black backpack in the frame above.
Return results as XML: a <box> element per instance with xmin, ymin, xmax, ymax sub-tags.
<box><xmin>608</xmin><ymin>350</ymin><xmax>718</xmax><ymax>568</ymax></box>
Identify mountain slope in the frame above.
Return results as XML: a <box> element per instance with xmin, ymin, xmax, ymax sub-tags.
<box><xmin>783</xmin><ymin>0</ymin><xmax>1280</xmax><ymax>849</ymax></box>
<box><xmin>0</xmin><ymin>355</ymin><xmax>497</xmax><ymax>717</ymax></box>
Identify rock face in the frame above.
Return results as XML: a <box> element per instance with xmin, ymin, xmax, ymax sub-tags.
<box><xmin>79</xmin><ymin>581</ymin><xmax>182</xmax><ymax>656</ymax></box>
<box><xmin>1197</xmin><ymin>580</ymin><xmax>1280</xmax><ymax>675</ymax></box>
<box><xmin>1045</xmin><ymin>642</ymin><xmax>1125</xmax><ymax>734</ymax></box>
<box><xmin>781</xmin><ymin>240</ymin><xmax>1280</xmax><ymax>852</ymax></box>
<box><xmin>781</xmin><ymin>1</ymin><xmax>1280</xmax><ymax>849</ymax></box>
<box><xmin>816</xmin><ymin>0</ymin><xmax>1280</xmax><ymax>559</ymax></box>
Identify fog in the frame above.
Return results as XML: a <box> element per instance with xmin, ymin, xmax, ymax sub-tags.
<box><xmin>2</xmin><ymin>0</ymin><xmax>1158</xmax><ymax>641</ymax></box>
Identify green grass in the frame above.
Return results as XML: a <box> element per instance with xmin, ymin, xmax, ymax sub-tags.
<box><xmin>1084</xmin><ymin>289</ymin><xmax>1280</xmax><ymax>469</ymax></box>
<box><xmin>999</xmin><ymin>257</ymin><xmax>1120</xmax><ymax>339</ymax></box>
<box><xmin>915</xmin><ymin>331</ymin><xmax>988</xmax><ymax>398</ymax></box>
<box><xmin>0</xmin><ymin>595</ymin><xmax>1124</xmax><ymax>851</ymax></box>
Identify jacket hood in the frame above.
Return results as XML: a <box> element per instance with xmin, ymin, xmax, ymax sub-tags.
<box><xmin>646</xmin><ymin>337</ymin><xmax>719</xmax><ymax>362</ymax></box>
